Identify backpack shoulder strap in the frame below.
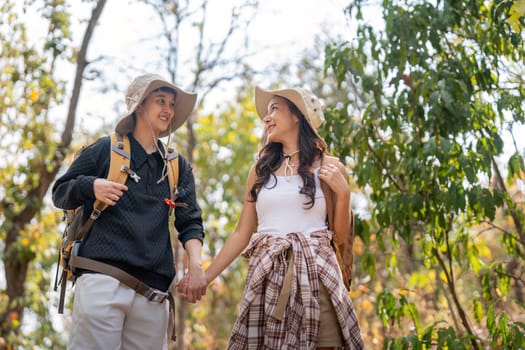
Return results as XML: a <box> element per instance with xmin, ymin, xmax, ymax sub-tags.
<box><xmin>163</xmin><ymin>145</ymin><xmax>179</xmax><ymax>197</ymax></box>
<box><xmin>108</xmin><ymin>132</ymin><xmax>131</xmax><ymax>184</ymax></box>
<box><xmin>162</xmin><ymin>144</ymin><xmax>181</xmax><ymax>341</ymax></box>
<box><xmin>84</xmin><ymin>133</ymin><xmax>131</xmax><ymax>226</ymax></box>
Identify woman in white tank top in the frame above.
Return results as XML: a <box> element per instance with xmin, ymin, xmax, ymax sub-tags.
<box><xmin>178</xmin><ymin>86</ymin><xmax>364</xmax><ymax>349</ymax></box>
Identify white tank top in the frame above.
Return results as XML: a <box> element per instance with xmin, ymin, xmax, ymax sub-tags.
<box><xmin>256</xmin><ymin>168</ymin><xmax>327</xmax><ymax>236</ymax></box>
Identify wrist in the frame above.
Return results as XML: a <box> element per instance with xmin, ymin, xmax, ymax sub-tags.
<box><xmin>335</xmin><ymin>188</ymin><xmax>350</xmax><ymax>202</ymax></box>
<box><xmin>188</xmin><ymin>260</ymin><xmax>203</xmax><ymax>272</ymax></box>
<box><xmin>204</xmin><ymin>270</ymin><xmax>213</xmax><ymax>285</ymax></box>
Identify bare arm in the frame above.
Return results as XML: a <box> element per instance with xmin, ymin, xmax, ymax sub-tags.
<box><xmin>204</xmin><ymin>165</ymin><xmax>258</xmax><ymax>283</ymax></box>
<box><xmin>319</xmin><ymin>158</ymin><xmax>351</xmax><ymax>243</ymax></box>
<box><xmin>176</xmin><ymin>165</ymin><xmax>258</xmax><ymax>298</ymax></box>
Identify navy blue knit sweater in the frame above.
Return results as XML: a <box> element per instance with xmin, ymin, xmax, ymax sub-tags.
<box><xmin>52</xmin><ymin>134</ymin><xmax>204</xmax><ymax>291</ymax></box>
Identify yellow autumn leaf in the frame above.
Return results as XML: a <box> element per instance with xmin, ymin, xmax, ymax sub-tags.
<box><xmin>439</xmin><ymin>270</ymin><xmax>447</xmax><ymax>282</ymax></box>
<box><xmin>361</xmin><ymin>299</ymin><xmax>374</xmax><ymax>313</ymax></box>
<box><xmin>471</xmin><ymin>74</ymin><xmax>478</xmax><ymax>86</ymax></box>
<box><xmin>29</xmin><ymin>89</ymin><xmax>40</xmax><ymax>103</ymax></box>
<box><xmin>509</xmin><ymin>0</ymin><xmax>525</xmax><ymax>32</ymax></box>
<box><xmin>197</xmin><ymin>114</ymin><xmax>213</xmax><ymax>125</ymax></box>
<box><xmin>398</xmin><ymin>288</ymin><xmax>410</xmax><ymax>296</ymax></box>
<box><xmin>226</xmin><ymin>132</ymin><xmax>236</xmax><ymax>143</ymax></box>
<box><xmin>21</xmin><ymin>139</ymin><xmax>32</xmax><ymax>150</ymax></box>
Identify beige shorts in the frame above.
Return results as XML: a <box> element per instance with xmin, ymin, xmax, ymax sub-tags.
<box><xmin>318</xmin><ymin>282</ymin><xmax>344</xmax><ymax>347</ymax></box>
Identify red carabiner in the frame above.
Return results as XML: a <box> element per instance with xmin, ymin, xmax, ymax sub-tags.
<box><xmin>164</xmin><ymin>198</ymin><xmax>176</xmax><ymax>208</ymax></box>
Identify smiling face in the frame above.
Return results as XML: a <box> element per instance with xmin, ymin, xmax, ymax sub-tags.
<box><xmin>135</xmin><ymin>88</ymin><xmax>177</xmax><ymax>137</ymax></box>
<box><xmin>263</xmin><ymin>96</ymin><xmax>300</xmax><ymax>145</ymax></box>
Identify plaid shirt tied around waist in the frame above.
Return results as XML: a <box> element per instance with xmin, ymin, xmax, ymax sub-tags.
<box><xmin>227</xmin><ymin>230</ymin><xmax>364</xmax><ymax>350</ymax></box>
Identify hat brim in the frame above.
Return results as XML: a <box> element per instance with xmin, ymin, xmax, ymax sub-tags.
<box><xmin>115</xmin><ymin>80</ymin><xmax>197</xmax><ymax>138</ymax></box>
<box><xmin>255</xmin><ymin>86</ymin><xmax>311</xmax><ymax>126</ymax></box>
<box><xmin>255</xmin><ymin>86</ymin><xmax>324</xmax><ymax>143</ymax></box>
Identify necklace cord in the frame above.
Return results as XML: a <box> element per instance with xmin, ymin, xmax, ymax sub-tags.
<box><xmin>283</xmin><ymin>150</ymin><xmax>299</xmax><ymax>178</ymax></box>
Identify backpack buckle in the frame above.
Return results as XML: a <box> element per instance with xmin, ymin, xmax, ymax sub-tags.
<box><xmin>90</xmin><ymin>209</ymin><xmax>102</xmax><ymax>220</ymax></box>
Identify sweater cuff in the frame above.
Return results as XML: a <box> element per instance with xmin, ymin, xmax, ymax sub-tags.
<box><xmin>77</xmin><ymin>175</ymin><xmax>97</xmax><ymax>200</ymax></box>
<box><xmin>180</xmin><ymin>231</ymin><xmax>205</xmax><ymax>248</ymax></box>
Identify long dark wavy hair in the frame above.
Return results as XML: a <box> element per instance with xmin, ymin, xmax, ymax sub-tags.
<box><xmin>249</xmin><ymin>97</ymin><xmax>327</xmax><ymax>208</ymax></box>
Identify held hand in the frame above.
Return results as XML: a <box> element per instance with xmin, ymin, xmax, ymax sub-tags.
<box><xmin>176</xmin><ymin>263</ymin><xmax>207</xmax><ymax>303</ymax></box>
<box><xmin>175</xmin><ymin>275</ymin><xmax>189</xmax><ymax>298</ymax></box>
<box><xmin>93</xmin><ymin>178</ymin><xmax>128</xmax><ymax>206</ymax></box>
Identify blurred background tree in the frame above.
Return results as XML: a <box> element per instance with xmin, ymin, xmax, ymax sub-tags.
<box><xmin>325</xmin><ymin>0</ymin><xmax>525</xmax><ymax>348</ymax></box>
<box><xmin>0</xmin><ymin>0</ymin><xmax>106</xmax><ymax>347</ymax></box>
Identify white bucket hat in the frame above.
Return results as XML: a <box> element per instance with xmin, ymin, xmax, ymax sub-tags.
<box><xmin>254</xmin><ymin>86</ymin><xmax>325</xmax><ymax>131</ymax></box>
<box><xmin>115</xmin><ymin>73</ymin><xmax>197</xmax><ymax>138</ymax></box>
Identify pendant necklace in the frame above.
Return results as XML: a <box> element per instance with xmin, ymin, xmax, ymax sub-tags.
<box><xmin>283</xmin><ymin>150</ymin><xmax>299</xmax><ymax>179</ymax></box>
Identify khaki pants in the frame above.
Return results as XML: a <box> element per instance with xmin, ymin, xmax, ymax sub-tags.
<box><xmin>68</xmin><ymin>273</ymin><xmax>169</xmax><ymax>350</ymax></box>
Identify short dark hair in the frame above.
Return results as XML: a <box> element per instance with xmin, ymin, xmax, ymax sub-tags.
<box><xmin>153</xmin><ymin>86</ymin><xmax>177</xmax><ymax>97</ymax></box>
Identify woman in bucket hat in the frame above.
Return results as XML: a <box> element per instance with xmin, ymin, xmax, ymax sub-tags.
<box><xmin>179</xmin><ymin>86</ymin><xmax>364</xmax><ymax>349</ymax></box>
<box><xmin>53</xmin><ymin>73</ymin><xmax>207</xmax><ymax>349</ymax></box>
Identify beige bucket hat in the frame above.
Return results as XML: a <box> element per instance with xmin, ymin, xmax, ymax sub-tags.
<box><xmin>115</xmin><ymin>73</ymin><xmax>197</xmax><ymax>138</ymax></box>
<box><xmin>254</xmin><ymin>86</ymin><xmax>325</xmax><ymax>131</ymax></box>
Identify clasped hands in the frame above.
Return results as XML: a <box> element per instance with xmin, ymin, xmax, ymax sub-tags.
<box><xmin>175</xmin><ymin>266</ymin><xmax>209</xmax><ymax>303</ymax></box>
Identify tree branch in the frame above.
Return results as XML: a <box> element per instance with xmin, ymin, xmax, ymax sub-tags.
<box><xmin>61</xmin><ymin>0</ymin><xmax>107</xmax><ymax>149</ymax></box>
